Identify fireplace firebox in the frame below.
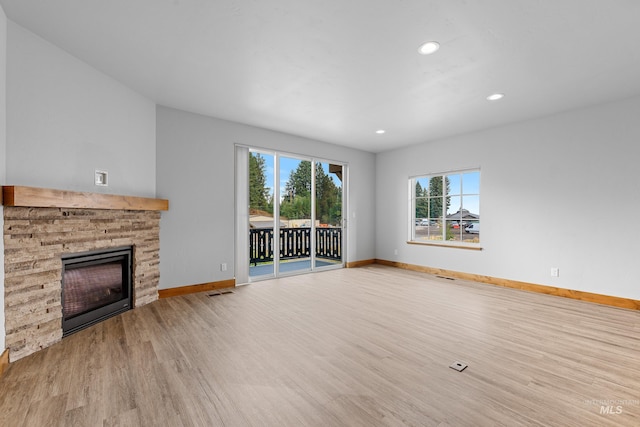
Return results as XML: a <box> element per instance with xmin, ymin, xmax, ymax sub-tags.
<box><xmin>62</xmin><ymin>247</ymin><xmax>133</xmax><ymax>336</ymax></box>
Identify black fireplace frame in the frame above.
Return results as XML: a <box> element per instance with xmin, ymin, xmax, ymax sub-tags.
<box><xmin>61</xmin><ymin>246</ymin><xmax>133</xmax><ymax>337</ymax></box>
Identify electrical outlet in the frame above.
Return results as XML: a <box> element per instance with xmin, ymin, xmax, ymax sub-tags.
<box><xmin>394</xmin><ymin>249</ymin><xmax>398</xmax><ymax>255</ymax></box>
<box><xmin>550</xmin><ymin>267</ymin><xmax>559</xmax><ymax>277</ymax></box>
<box><xmin>221</xmin><ymin>263</ymin><xmax>227</xmax><ymax>272</ymax></box>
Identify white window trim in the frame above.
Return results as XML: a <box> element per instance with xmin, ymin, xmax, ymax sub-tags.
<box><xmin>408</xmin><ymin>168</ymin><xmax>481</xmax><ymax>250</ymax></box>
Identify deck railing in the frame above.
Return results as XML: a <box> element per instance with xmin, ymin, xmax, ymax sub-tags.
<box><xmin>249</xmin><ymin>227</ymin><xmax>342</xmax><ymax>265</ymax></box>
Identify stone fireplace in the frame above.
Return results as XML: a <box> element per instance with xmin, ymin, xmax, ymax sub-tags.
<box><xmin>2</xmin><ymin>186</ymin><xmax>168</xmax><ymax>361</ymax></box>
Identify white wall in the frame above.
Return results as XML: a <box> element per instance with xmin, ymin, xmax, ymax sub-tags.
<box><xmin>156</xmin><ymin>106</ymin><xmax>376</xmax><ymax>289</ymax></box>
<box><xmin>2</xmin><ymin>20</ymin><xmax>157</xmax><ymax>351</ymax></box>
<box><xmin>376</xmin><ymin>96</ymin><xmax>640</xmax><ymax>300</ymax></box>
<box><xmin>6</xmin><ymin>22</ymin><xmax>156</xmax><ymax>196</ymax></box>
<box><xmin>0</xmin><ymin>5</ymin><xmax>7</xmax><ymax>351</ymax></box>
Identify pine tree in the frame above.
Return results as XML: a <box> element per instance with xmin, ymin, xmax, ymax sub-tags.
<box><xmin>281</xmin><ymin>161</ymin><xmax>312</xmax><ymax>220</ymax></box>
<box><xmin>280</xmin><ymin>161</ymin><xmax>341</xmax><ymax>224</ymax></box>
<box><xmin>428</xmin><ymin>176</ymin><xmax>450</xmax><ymax>219</ymax></box>
<box><xmin>249</xmin><ymin>153</ymin><xmax>272</xmax><ymax>213</ymax></box>
<box><xmin>316</xmin><ymin>164</ymin><xmax>341</xmax><ymax>225</ymax></box>
<box><xmin>415</xmin><ymin>182</ymin><xmax>428</xmax><ymax>219</ymax></box>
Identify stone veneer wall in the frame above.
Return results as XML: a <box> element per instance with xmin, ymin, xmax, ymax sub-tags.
<box><xmin>3</xmin><ymin>207</ymin><xmax>161</xmax><ymax>361</ymax></box>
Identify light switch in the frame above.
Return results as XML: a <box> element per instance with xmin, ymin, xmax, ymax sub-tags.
<box><xmin>95</xmin><ymin>170</ymin><xmax>108</xmax><ymax>186</ymax></box>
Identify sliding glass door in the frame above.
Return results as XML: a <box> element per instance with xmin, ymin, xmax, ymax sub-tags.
<box><xmin>241</xmin><ymin>147</ymin><xmax>345</xmax><ymax>282</ymax></box>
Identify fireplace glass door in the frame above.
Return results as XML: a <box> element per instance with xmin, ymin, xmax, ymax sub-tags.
<box><xmin>62</xmin><ymin>247</ymin><xmax>133</xmax><ymax>336</ymax></box>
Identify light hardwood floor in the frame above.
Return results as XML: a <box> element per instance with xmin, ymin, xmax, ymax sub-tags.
<box><xmin>1</xmin><ymin>265</ymin><xmax>639</xmax><ymax>426</ymax></box>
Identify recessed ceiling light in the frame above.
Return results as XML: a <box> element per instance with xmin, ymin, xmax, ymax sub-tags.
<box><xmin>487</xmin><ymin>93</ymin><xmax>505</xmax><ymax>101</ymax></box>
<box><xmin>376</xmin><ymin>129</ymin><xmax>386</xmax><ymax>134</ymax></box>
<box><xmin>418</xmin><ymin>41</ymin><xmax>440</xmax><ymax>55</ymax></box>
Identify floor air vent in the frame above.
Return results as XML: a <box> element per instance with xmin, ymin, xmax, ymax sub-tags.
<box><xmin>436</xmin><ymin>275</ymin><xmax>455</xmax><ymax>281</ymax></box>
<box><xmin>207</xmin><ymin>290</ymin><xmax>234</xmax><ymax>297</ymax></box>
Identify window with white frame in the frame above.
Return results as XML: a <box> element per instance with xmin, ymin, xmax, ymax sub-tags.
<box><xmin>409</xmin><ymin>169</ymin><xmax>480</xmax><ymax>245</ymax></box>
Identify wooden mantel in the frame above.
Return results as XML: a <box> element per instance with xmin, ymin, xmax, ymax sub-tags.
<box><xmin>1</xmin><ymin>186</ymin><xmax>168</xmax><ymax>211</ymax></box>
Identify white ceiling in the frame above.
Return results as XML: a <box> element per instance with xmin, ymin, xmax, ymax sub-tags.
<box><xmin>2</xmin><ymin>0</ymin><xmax>640</xmax><ymax>153</ymax></box>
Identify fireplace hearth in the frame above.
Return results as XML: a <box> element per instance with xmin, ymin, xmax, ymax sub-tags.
<box><xmin>62</xmin><ymin>247</ymin><xmax>133</xmax><ymax>336</ymax></box>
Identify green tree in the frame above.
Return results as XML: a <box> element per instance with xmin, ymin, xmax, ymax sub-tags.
<box><xmin>249</xmin><ymin>153</ymin><xmax>272</xmax><ymax>213</ymax></box>
<box><xmin>315</xmin><ymin>163</ymin><xmax>341</xmax><ymax>225</ymax></box>
<box><xmin>287</xmin><ymin>161</ymin><xmax>312</xmax><ymax>199</ymax></box>
<box><xmin>428</xmin><ymin>176</ymin><xmax>450</xmax><ymax>219</ymax></box>
<box><xmin>415</xmin><ymin>181</ymin><xmax>428</xmax><ymax>219</ymax></box>
<box><xmin>280</xmin><ymin>161</ymin><xmax>341</xmax><ymax>225</ymax></box>
<box><xmin>281</xmin><ymin>161</ymin><xmax>312</xmax><ymax>220</ymax></box>
<box><xmin>281</xmin><ymin>194</ymin><xmax>311</xmax><ymax>221</ymax></box>
<box><xmin>327</xmin><ymin>187</ymin><xmax>343</xmax><ymax>226</ymax></box>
